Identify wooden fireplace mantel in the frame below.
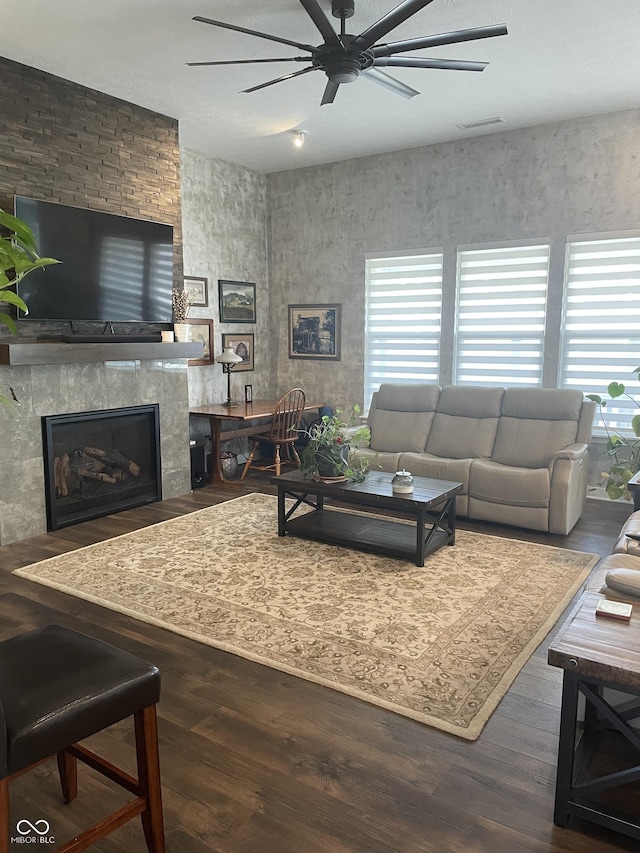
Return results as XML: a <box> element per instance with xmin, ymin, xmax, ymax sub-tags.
<box><xmin>0</xmin><ymin>341</ymin><xmax>202</xmax><ymax>366</ymax></box>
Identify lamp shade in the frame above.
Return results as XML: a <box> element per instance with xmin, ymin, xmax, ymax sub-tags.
<box><xmin>215</xmin><ymin>346</ymin><xmax>243</xmax><ymax>366</ymax></box>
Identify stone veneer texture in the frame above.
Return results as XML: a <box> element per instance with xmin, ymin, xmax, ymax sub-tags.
<box><xmin>0</xmin><ymin>358</ymin><xmax>190</xmax><ymax>545</ymax></box>
<box><xmin>0</xmin><ymin>54</ymin><xmax>182</xmax><ymax>340</ymax></box>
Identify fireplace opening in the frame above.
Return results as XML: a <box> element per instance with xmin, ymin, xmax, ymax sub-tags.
<box><xmin>42</xmin><ymin>405</ymin><xmax>161</xmax><ymax>531</ymax></box>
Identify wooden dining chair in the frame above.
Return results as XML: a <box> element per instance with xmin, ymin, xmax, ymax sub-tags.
<box><xmin>0</xmin><ymin>624</ymin><xmax>164</xmax><ymax>853</ymax></box>
<box><xmin>241</xmin><ymin>388</ymin><xmax>306</xmax><ymax>478</ymax></box>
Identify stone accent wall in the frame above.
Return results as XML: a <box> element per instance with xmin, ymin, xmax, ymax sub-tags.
<box><xmin>0</xmin><ymin>356</ymin><xmax>191</xmax><ymax>545</ymax></box>
<box><xmin>180</xmin><ymin>147</ymin><xmax>270</xmax><ymax>413</ymax></box>
<box><xmin>267</xmin><ymin>109</ymin><xmax>640</xmax><ymax>417</ymax></box>
<box><xmin>0</xmin><ymin>54</ymin><xmax>182</xmax><ymax>340</ymax></box>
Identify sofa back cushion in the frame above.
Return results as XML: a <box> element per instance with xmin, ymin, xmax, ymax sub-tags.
<box><xmin>492</xmin><ymin>388</ymin><xmax>584</xmax><ymax>468</ymax></box>
<box><xmin>369</xmin><ymin>383</ymin><xmax>440</xmax><ymax>453</ymax></box>
<box><xmin>426</xmin><ymin>385</ymin><xmax>504</xmax><ymax>459</ymax></box>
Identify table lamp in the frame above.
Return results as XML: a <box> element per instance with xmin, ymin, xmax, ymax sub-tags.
<box><xmin>215</xmin><ymin>346</ymin><xmax>243</xmax><ymax>407</ymax></box>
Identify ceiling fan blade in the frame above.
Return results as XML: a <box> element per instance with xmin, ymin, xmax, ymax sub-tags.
<box><xmin>321</xmin><ymin>79</ymin><xmax>340</xmax><ymax>105</ymax></box>
<box><xmin>187</xmin><ymin>57</ymin><xmax>310</xmax><ymax>67</ymax></box>
<box><xmin>374</xmin><ymin>56</ymin><xmax>488</xmax><ymax>72</ymax></box>
<box><xmin>351</xmin><ymin>0</ymin><xmax>438</xmax><ymax>51</ymax></box>
<box><xmin>193</xmin><ymin>15</ymin><xmax>317</xmax><ymax>54</ymax></box>
<box><xmin>361</xmin><ymin>68</ymin><xmax>419</xmax><ymax>99</ymax></box>
<box><xmin>372</xmin><ymin>24</ymin><xmax>508</xmax><ymax>57</ymax></box>
<box><xmin>298</xmin><ymin>0</ymin><xmax>343</xmax><ymax>49</ymax></box>
<box><xmin>242</xmin><ymin>66</ymin><xmax>317</xmax><ymax>94</ymax></box>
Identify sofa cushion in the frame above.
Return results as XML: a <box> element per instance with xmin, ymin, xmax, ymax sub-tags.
<box><xmin>606</xmin><ymin>567</ymin><xmax>640</xmax><ymax>598</ymax></box>
<box><xmin>425</xmin><ymin>385</ymin><xmax>504</xmax><ymax>459</ymax></box>
<box><xmin>613</xmin><ymin>510</ymin><xmax>640</xmax><ymax>556</ymax></box>
<box><xmin>369</xmin><ymin>383</ymin><xmax>440</xmax><ymax>453</ymax></box>
<box><xmin>399</xmin><ymin>452</ymin><xmax>472</xmax><ymax>494</ymax></box>
<box><xmin>469</xmin><ymin>459</ymin><xmax>550</xmax><ymax>508</ymax></box>
<box><xmin>491</xmin><ymin>388</ymin><xmax>584</xmax><ymax>469</ymax></box>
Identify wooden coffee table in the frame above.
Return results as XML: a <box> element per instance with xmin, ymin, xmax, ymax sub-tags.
<box><xmin>271</xmin><ymin>470</ymin><xmax>463</xmax><ymax>567</ymax></box>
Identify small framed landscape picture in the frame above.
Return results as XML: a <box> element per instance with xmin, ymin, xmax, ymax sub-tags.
<box><xmin>222</xmin><ymin>333</ymin><xmax>254</xmax><ymax>372</ymax></box>
<box><xmin>184</xmin><ymin>276</ymin><xmax>208</xmax><ymax>307</ymax></box>
<box><xmin>288</xmin><ymin>303</ymin><xmax>341</xmax><ymax>361</ymax></box>
<box><xmin>174</xmin><ymin>318</ymin><xmax>214</xmax><ymax>366</ymax></box>
<box><xmin>219</xmin><ymin>280</ymin><xmax>256</xmax><ymax>323</ymax></box>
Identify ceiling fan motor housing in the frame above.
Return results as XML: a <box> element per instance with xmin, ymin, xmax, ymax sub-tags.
<box><xmin>332</xmin><ymin>0</ymin><xmax>355</xmax><ymax>19</ymax></box>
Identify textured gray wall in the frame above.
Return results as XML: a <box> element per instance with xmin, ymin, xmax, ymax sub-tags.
<box><xmin>180</xmin><ymin>147</ymin><xmax>270</xmax><ymax>420</ymax></box>
<box><xmin>267</xmin><ymin>109</ymin><xmax>640</xmax><ymax>412</ymax></box>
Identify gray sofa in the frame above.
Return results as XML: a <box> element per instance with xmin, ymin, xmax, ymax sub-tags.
<box><xmin>353</xmin><ymin>383</ymin><xmax>596</xmax><ymax>535</ymax></box>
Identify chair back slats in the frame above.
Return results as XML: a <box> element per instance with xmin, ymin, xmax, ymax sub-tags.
<box><xmin>268</xmin><ymin>388</ymin><xmax>306</xmax><ymax>442</ymax></box>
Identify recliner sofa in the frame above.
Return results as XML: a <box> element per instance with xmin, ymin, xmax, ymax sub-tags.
<box><xmin>353</xmin><ymin>383</ymin><xmax>596</xmax><ymax>534</ymax></box>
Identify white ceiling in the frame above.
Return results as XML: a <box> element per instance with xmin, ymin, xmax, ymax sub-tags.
<box><xmin>2</xmin><ymin>1</ymin><xmax>640</xmax><ymax>174</ymax></box>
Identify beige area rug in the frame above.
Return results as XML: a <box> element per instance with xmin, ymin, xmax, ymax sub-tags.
<box><xmin>13</xmin><ymin>493</ymin><xmax>598</xmax><ymax>740</ymax></box>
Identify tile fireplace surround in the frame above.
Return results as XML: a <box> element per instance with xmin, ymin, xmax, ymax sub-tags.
<box><xmin>0</xmin><ymin>343</ymin><xmax>196</xmax><ymax>545</ymax></box>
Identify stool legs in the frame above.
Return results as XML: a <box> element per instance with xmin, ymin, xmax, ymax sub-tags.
<box><xmin>0</xmin><ymin>778</ymin><xmax>9</xmax><ymax>853</ymax></box>
<box><xmin>57</xmin><ymin>749</ymin><xmax>78</xmax><ymax>803</ymax></box>
<box><xmin>135</xmin><ymin>706</ymin><xmax>165</xmax><ymax>853</ymax></box>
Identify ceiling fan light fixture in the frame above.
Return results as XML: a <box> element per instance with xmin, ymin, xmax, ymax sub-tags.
<box><xmin>292</xmin><ymin>130</ymin><xmax>307</xmax><ymax>148</ymax></box>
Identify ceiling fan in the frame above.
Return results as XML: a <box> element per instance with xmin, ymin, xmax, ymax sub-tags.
<box><xmin>188</xmin><ymin>0</ymin><xmax>508</xmax><ymax>105</ymax></box>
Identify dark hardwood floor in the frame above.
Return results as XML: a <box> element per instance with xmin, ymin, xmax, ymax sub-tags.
<box><xmin>0</xmin><ymin>477</ymin><xmax>636</xmax><ymax>852</ymax></box>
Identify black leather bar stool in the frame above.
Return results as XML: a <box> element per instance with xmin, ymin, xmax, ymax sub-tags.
<box><xmin>0</xmin><ymin>624</ymin><xmax>164</xmax><ymax>852</ymax></box>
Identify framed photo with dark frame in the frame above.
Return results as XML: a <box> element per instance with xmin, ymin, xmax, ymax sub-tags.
<box><xmin>288</xmin><ymin>303</ymin><xmax>341</xmax><ymax>361</ymax></box>
<box><xmin>222</xmin><ymin>332</ymin><xmax>254</xmax><ymax>372</ymax></box>
<box><xmin>184</xmin><ymin>276</ymin><xmax>208</xmax><ymax>307</ymax></box>
<box><xmin>219</xmin><ymin>280</ymin><xmax>256</xmax><ymax>323</ymax></box>
<box><xmin>174</xmin><ymin>318</ymin><xmax>214</xmax><ymax>366</ymax></box>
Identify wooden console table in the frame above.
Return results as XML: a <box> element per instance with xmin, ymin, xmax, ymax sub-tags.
<box><xmin>190</xmin><ymin>399</ymin><xmax>324</xmax><ymax>484</ymax></box>
<box><xmin>548</xmin><ymin>592</ymin><xmax>640</xmax><ymax>841</ymax></box>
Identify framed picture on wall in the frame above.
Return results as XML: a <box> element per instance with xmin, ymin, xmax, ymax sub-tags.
<box><xmin>219</xmin><ymin>280</ymin><xmax>256</xmax><ymax>323</ymax></box>
<box><xmin>288</xmin><ymin>303</ymin><xmax>341</xmax><ymax>361</ymax></box>
<box><xmin>184</xmin><ymin>276</ymin><xmax>208</xmax><ymax>307</ymax></box>
<box><xmin>174</xmin><ymin>318</ymin><xmax>214</xmax><ymax>366</ymax></box>
<box><xmin>222</xmin><ymin>333</ymin><xmax>254</xmax><ymax>371</ymax></box>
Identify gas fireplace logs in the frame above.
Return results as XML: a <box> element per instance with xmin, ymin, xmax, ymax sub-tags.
<box><xmin>54</xmin><ymin>446</ymin><xmax>142</xmax><ymax>497</ymax></box>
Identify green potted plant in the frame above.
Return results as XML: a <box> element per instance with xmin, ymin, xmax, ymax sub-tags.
<box><xmin>0</xmin><ymin>207</ymin><xmax>60</xmax><ymax>404</ymax></box>
<box><xmin>298</xmin><ymin>405</ymin><xmax>372</xmax><ymax>482</ymax></box>
<box><xmin>587</xmin><ymin>372</ymin><xmax>640</xmax><ymax>500</ymax></box>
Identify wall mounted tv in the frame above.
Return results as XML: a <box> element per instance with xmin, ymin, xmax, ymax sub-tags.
<box><xmin>14</xmin><ymin>196</ymin><xmax>174</xmax><ymax>323</ymax></box>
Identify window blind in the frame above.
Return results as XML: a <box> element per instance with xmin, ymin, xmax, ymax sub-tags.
<box><xmin>560</xmin><ymin>234</ymin><xmax>640</xmax><ymax>431</ymax></box>
<box><xmin>364</xmin><ymin>251</ymin><xmax>443</xmax><ymax>410</ymax></box>
<box><xmin>454</xmin><ymin>243</ymin><xmax>550</xmax><ymax>386</ymax></box>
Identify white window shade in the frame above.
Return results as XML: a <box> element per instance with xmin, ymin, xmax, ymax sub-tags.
<box><xmin>364</xmin><ymin>251</ymin><xmax>443</xmax><ymax>410</ymax></box>
<box><xmin>454</xmin><ymin>243</ymin><xmax>550</xmax><ymax>386</ymax></box>
<box><xmin>560</xmin><ymin>234</ymin><xmax>640</xmax><ymax>431</ymax></box>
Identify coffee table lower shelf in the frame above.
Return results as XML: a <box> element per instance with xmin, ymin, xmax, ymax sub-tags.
<box><xmin>285</xmin><ymin>509</ymin><xmax>451</xmax><ymax>563</ymax></box>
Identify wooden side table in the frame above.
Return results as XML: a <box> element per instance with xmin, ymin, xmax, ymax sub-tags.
<box><xmin>548</xmin><ymin>592</ymin><xmax>640</xmax><ymax>841</ymax></box>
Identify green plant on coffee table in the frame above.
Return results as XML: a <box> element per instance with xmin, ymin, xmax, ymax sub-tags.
<box><xmin>298</xmin><ymin>405</ymin><xmax>371</xmax><ymax>482</ymax></box>
<box><xmin>587</xmin><ymin>372</ymin><xmax>640</xmax><ymax>500</ymax></box>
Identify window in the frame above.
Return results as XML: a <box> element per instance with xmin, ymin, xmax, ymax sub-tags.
<box><xmin>364</xmin><ymin>251</ymin><xmax>443</xmax><ymax>409</ymax></box>
<box><xmin>560</xmin><ymin>233</ymin><xmax>640</xmax><ymax>430</ymax></box>
<box><xmin>454</xmin><ymin>243</ymin><xmax>550</xmax><ymax>386</ymax></box>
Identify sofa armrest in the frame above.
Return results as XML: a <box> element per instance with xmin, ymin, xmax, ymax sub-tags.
<box><xmin>549</xmin><ymin>442</ymin><xmax>589</xmax><ymax>463</ymax></box>
<box><xmin>548</xmin><ymin>444</ymin><xmax>590</xmax><ymax>534</ymax></box>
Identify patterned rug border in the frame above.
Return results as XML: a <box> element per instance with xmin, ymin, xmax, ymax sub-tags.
<box><xmin>13</xmin><ymin>493</ymin><xmax>599</xmax><ymax>740</ymax></box>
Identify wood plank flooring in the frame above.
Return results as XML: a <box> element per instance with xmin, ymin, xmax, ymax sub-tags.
<box><xmin>0</xmin><ymin>478</ymin><xmax>636</xmax><ymax>852</ymax></box>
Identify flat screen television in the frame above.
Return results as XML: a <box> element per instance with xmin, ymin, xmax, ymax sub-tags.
<box><xmin>14</xmin><ymin>196</ymin><xmax>174</xmax><ymax>323</ymax></box>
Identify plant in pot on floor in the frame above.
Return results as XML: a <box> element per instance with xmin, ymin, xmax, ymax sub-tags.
<box><xmin>298</xmin><ymin>405</ymin><xmax>372</xmax><ymax>483</ymax></box>
<box><xmin>587</xmin><ymin>372</ymin><xmax>640</xmax><ymax>501</ymax></box>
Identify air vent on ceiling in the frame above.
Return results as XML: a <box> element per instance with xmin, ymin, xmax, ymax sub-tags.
<box><xmin>457</xmin><ymin>117</ymin><xmax>505</xmax><ymax>130</ymax></box>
